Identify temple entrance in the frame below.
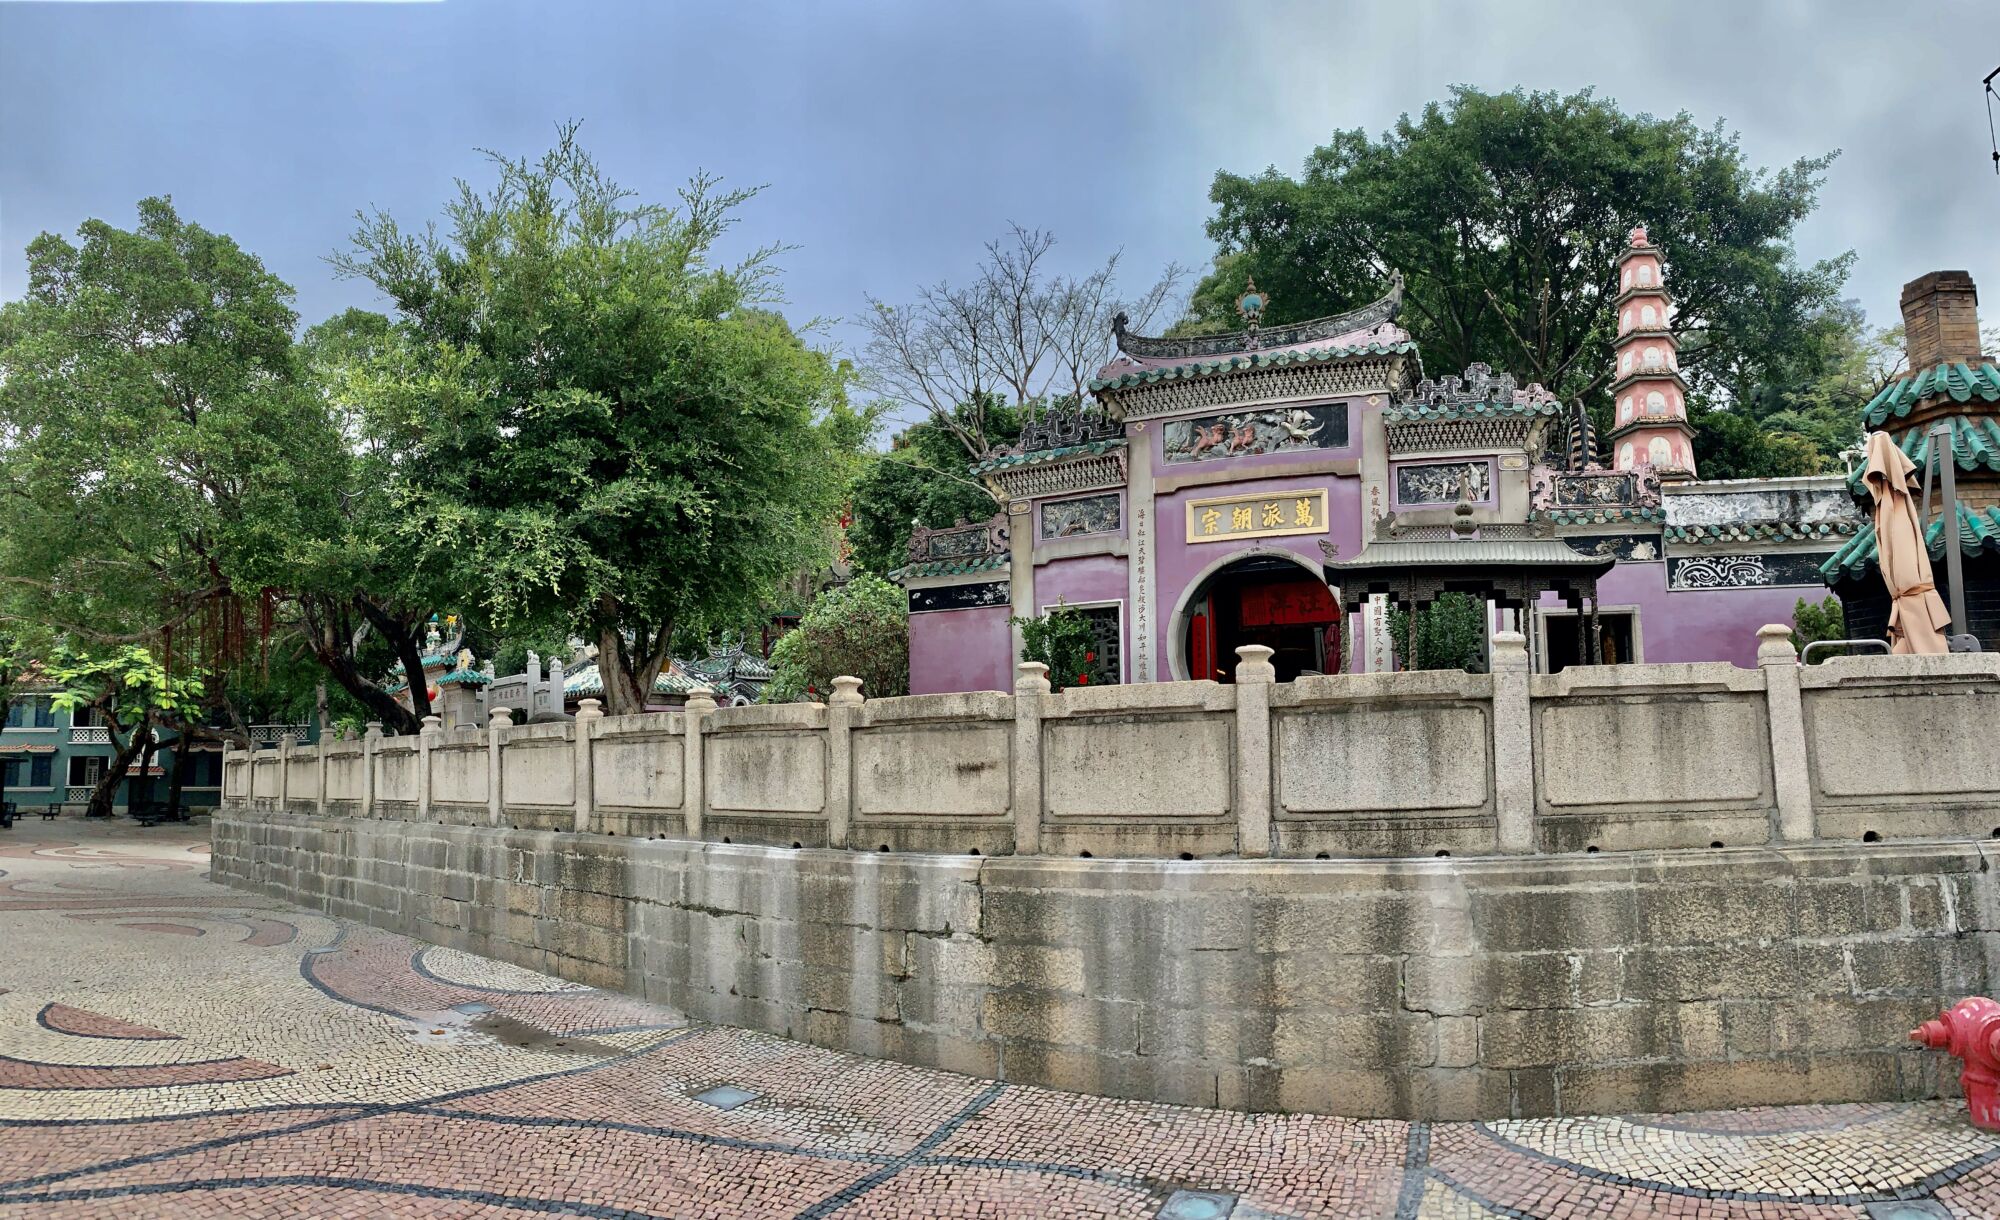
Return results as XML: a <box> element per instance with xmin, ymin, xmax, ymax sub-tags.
<box><xmin>1182</xmin><ymin>555</ymin><xmax>1342</xmax><ymax>683</ymax></box>
<box><xmin>1540</xmin><ymin>609</ymin><xmax>1637</xmax><ymax>672</ymax></box>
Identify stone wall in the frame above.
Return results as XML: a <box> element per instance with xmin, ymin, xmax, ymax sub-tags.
<box><xmin>211</xmin><ymin>810</ymin><xmax>1985</xmax><ymax>1119</ymax></box>
<box><xmin>224</xmin><ymin>636</ymin><xmax>2000</xmax><ymax>859</ymax></box>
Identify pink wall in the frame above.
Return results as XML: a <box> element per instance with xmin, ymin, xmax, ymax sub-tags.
<box><xmin>1154</xmin><ymin>472</ymin><xmax>1364</xmax><ymax>681</ymax></box>
<box><xmin>1554</xmin><ymin>561</ymin><xmax>1823</xmax><ymax>669</ymax></box>
<box><xmin>909</xmin><ymin>605</ymin><xmax>1013</xmax><ymax>695</ymax></box>
<box><xmin>1028</xmin><ymin>553</ymin><xmax>1130</xmax><ymax>682</ymax></box>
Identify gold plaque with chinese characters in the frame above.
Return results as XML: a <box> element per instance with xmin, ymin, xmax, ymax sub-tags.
<box><xmin>1184</xmin><ymin>488</ymin><xmax>1328</xmax><ymax>543</ymax></box>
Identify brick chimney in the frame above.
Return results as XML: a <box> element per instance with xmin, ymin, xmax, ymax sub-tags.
<box><xmin>1900</xmin><ymin>270</ymin><xmax>1982</xmax><ymax>369</ymax></box>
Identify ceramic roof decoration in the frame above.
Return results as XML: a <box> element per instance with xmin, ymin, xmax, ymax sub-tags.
<box><xmin>1382</xmin><ymin>362</ymin><xmax>1564</xmax><ymax>423</ymax></box>
<box><xmin>888</xmin><ymin>553</ymin><xmax>1010</xmax><ymax>582</ymax></box>
<box><xmin>562</xmin><ymin>661</ymin><xmax>702</xmax><ymax>698</ymax></box>
<box><xmin>969</xmin><ymin>438</ymin><xmax>1126</xmax><ymax>474</ymax></box>
<box><xmin>1847</xmin><ymin>416</ymin><xmax>2000</xmax><ymax>495</ymax></box>
<box><xmin>435</xmin><ymin>667</ymin><xmax>491</xmax><ymax>688</ymax></box>
<box><xmin>1663</xmin><ymin>520</ymin><xmax>1863</xmax><ymax>546</ymax></box>
<box><xmin>1088</xmin><ymin>335</ymin><xmax>1414</xmax><ymax>394</ymax></box>
<box><xmin>1861</xmin><ymin>361</ymin><xmax>2000</xmax><ymax>427</ymax></box>
<box><xmin>1821</xmin><ymin>502</ymin><xmax>2000</xmax><ymax>581</ymax></box>
<box><xmin>1533</xmin><ymin>506</ymin><xmax>1667</xmax><ymax>526</ymax></box>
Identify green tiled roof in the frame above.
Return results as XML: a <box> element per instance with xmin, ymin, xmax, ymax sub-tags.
<box><xmin>1862</xmin><ymin>361</ymin><xmax>2000</xmax><ymax>428</ymax></box>
<box><xmin>436</xmin><ymin>669</ymin><xmax>491</xmax><ymax>687</ymax></box>
<box><xmin>888</xmin><ymin>554</ymin><xmax>1010</xmax><ymax>581</ymax></box>
<box><xmin>969</xmin><ymin>438</ymin><xmax>1125</xmax><ymax>475</ymax></box>
<box><xmin>562</xmin><ymin>662</ymin><xmax>701</xmax><ymax>698</ymax></box>
<box><xmin>1087</xmin><ymin>340</ymin><xmax>1415</xmax><ymax>393</ymax></box>
<box><xmin>1842</xmin><ymin>416</ymin><xmax>2000</xmax><ymax>500</ymax></box>
<box><xmin>1535</xmin><ymin>506</ymin><xmax>1666</xmax><ymax>526</ymax></box>
<box><xmin>388</xmin><ymin>653</ymin><xmax>460</xmax><ymax>677</ymax></box>
<box><xmin>1820</xmin><ymin>502</ymin><xmax>2000</xmax><ymax>581</ymax></box>
<box><xmin>1663</xmin><ymin>520</ymin><xmax>1864</xmax><ymax>546</ymax></box>
<box><xmin>1382</xmin><ymin>398</ymin><xmax>1565</xmax><ymax>424</ymax></box>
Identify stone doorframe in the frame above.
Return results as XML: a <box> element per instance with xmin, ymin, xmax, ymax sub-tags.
<box><xmin>1164</xmin><ymin>547</ymin><xmax>1337</xmax><ymax>682</ymax></box>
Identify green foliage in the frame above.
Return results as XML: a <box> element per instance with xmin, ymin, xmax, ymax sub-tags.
<box><xmin>1791</xmin><ymin>595</ymin><xmax>1848</xmax><ymax>664</ymax></box>
<box><xmin>1691</xmin><ymin>408</ymin><xmax>1828</xmax><ymax>479</ymax></box>
<box><xmin>763</xmin><ymin>574</ymin><xmax>908</xmax><ymax>703</ymax></box>
<box><xmin>43</xmin><ymin>646</ymin><xmax>205</xmax><ymax>721</ymax></box>
<box><xmin>326</xmin><ymin>127</ymin><xmax>877</xmax><ymax>714</ymax></box>
<box><xmin>1012</xmin><ymin>601</ymin><xmax>1104</xmax><ymax>692</ymax></box>
<box><xmin>1189</xmin><ymin>87</ymin><xmax>1850</xmax><ymax>433</ymax></box>
<box><xmin>1387</xmin><ymin>593</ymin><xmax>1488</xmax><ymax>672</ymax></box>
<box><xmin>847</xmin><ymin>400</ymin><xmax>1022</xmax><ymax>576</ymax></box>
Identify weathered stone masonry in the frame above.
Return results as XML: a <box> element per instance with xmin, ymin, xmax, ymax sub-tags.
<box><xmin>213</xmin><ymin>640</ymin><xmax>2000</xmax><ymax>1119</ymax></box>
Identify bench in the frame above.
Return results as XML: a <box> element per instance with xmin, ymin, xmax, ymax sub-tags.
<box><xmin>39</xmin><ymin>806</ymin><xmax>56</xmax><ymax>821</ymax></box>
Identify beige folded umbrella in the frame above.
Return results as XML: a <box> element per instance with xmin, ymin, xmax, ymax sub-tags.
<box><xmin>1862</xmin><ymin>430</ymin><xmax>1950</xmax><ymax>655</ymax></box>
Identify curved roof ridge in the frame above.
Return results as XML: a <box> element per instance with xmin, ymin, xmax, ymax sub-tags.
<box><xmin>1109</xmin><ymin>273</ymin><xmax>1405</xmax><ymax>363</ymax></box>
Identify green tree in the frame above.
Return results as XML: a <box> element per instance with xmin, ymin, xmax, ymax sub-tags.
<box><xmin>763</xmin><ymin>575</ymin><xmax>908</xmax><ymax>703</ymax></box>
<box><xmin>329</xmin><ymin>128</ymin><xmax>875</xmax><ymax>715</ymax></box>
<box><xmin>848</xmin><ymin>401</ymin><xmax>1023</xmax><ymax>576</ymax></box>
<box><xmin>1791</xmin><ymin>595</ymin><xmax>1848</xmax><ymax>663</ymax></box>
<box><xmin>44</xmin><ymin>646</ymin><xmax>205</xmax><ymax>819</ymax></box>
<box><xmin>1012</xmin><ymin>601</ymin><xmax>1104</xmax><ymax>692</ymax></box>
<box><xmin>1691</xmin><ymin>408</ymin><xmax>1826</xmax><ymax>479</ymax></box>
<box><xmin>1191</xmin><ymin>87</ymin><xmax>1850</xmax><ymax>433</ymax></box>
<box><xmin>0</xmin><ymin>197</ymin><xmax>345</xmax><ymax>744</ymax></box>
<box><xmin>1388</xmin><ymin>593</ymin><xmax>1488</xmax><ymax>672</ymax></box>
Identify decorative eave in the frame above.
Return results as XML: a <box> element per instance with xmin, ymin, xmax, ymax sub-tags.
<box><xmin>1384</xmin><ymin>416</ymin><xmax>1542</xmax><ymax>456</ymax></box>
<box><xmin>1098</xmin><ymin>356</ymin><xmax>1409</xmax><ymax>424</ymax></box>
<box><xmin>1862</xmin><ymin>361</ymin><xmax>2000</xmax><ymax>428</ymax></box>
<box><xmin>1605</xmin><ymin>414</ymin><xmax>1696</xmax><ymax>443</ymax></box>
<box><xmin>1533</xmin><ymin>506</ymin><xmax>1668</xmax><ymax>527</ymax></box>
<box><xmin>1608</xmin><ymin>367</ymin><xmax>1689</xmax><ymax>398</ymax></box>
<box><xmin>1613</xmin><ymin>326</ymin><xmax>1679</xmax><ymax>350</ymax></box>
<box><xmin>976</xmin><ymin>442</ymin><xmax>1128</xmax><ymax>501</ymax></box>
<box><xmin>1107</xmin><ymin>274</ymin><xmax>1405</xmax><ymax>364</ymax></box>
<box><xmin>887</xmin><ymin>554</ymin><xmax>1011</xmax><ymax>584</ymax></box>
<box><xmin>436</xmin><ymin>669</ymin><xmax>491</xmax><ymax>688</ymax></box>
<box><xmin>1612</xmin><ymin>285</ymin><xmax>1677</xmax><ymax>310</ymax></box>
<box><xmin>1663</xmin><ymin>520</ymin><xmax>1864</xmax><ymax>547</ymax></box>
<box><xmin>1822</xmin><ymin>503</ymin><xmax>2000</xmax><ymax>582</ymax></box>
<box><xmin>1088</xmin><ymin>340</ymin><xmax>1415</xmax><ymax>395</ymax></box>
<box><xmin>1614</xmin><ymin>241</ymin><xmax>1667</xmax><ymax>270</ymax></box>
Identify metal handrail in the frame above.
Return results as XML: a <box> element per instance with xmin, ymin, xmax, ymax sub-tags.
<box><xmin>1800</xmin><ymin>638</ymin><xmax>1892</xmax><ymax>663</ymax></box>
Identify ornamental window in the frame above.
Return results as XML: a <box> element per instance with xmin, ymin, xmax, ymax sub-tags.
<box><xmin>1649</xmin><ymin>436</ymin><xmax>1672</xmax><ymax>465</ymax></box>
<box><xmin>1637</xmin><ymin>264</ymin><xmax>1654</xmax><ymax>286</ymax></box>
<box><xmin>1621</xmin><ymin>352</ymin><xmax>1633</xmax><ymax>372</ymax></box>
<box><xmin>1643</xmin><ymin>346</ymin><xmax>1662</xmax><ymax>368</ymax></box>
<box><xmin>1640</xmin><ymin>304</ymin><xmax>1658</xmax><ymax>328</ymax></box>
<box><xmin>1646</xmin><ymin>390</ymin><xmax>1666</xmax><ymax>416</ymax></box>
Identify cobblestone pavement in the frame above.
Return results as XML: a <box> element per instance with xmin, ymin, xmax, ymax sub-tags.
<box><xmin>3</xmin><ymin>821</ymin><xmax>1999</xmax><ymax>1218</ymax></box>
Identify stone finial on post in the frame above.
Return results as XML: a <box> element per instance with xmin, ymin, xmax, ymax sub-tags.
<box><xmin>1013</xmin><ymin>662</ymin><xmax>1051</xmax><ymax>854</ymax></box>
<box><xmin>572</xmin><ymin>698</ymin><xmax>603</xmax><ymax>833</ymax></box>
<box><xmin>486</xmin><ymin>706</ymin><xmax>512</xmax><ymax>827</ymax></box>
<box><xmin>684</xmin><ymin>686</ymin><xmax>719</xmax><ymax>714</ymax></box>
<box><xmin>1756</xmin><ymin>623</ymin><xmax>1814</xmax><ymax>841</ymax></box>
<box><xmin>829</xmin><ymin>675</ymin><xmax>865</xmax><ymax>706</ymax></box>
<box><xmin>1233</xmin><ymin>645</ymin><xmax>1277</xmax><ymax>858</ymax></box>
<box><xmin>1489</xmin><ymin>631</ymin><xmax>1534</xmax><ymax>854</ymax></box>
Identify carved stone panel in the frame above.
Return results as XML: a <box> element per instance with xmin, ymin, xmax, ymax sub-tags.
<box><xmin>1039</xmin><ymin>493</ymin><xmax>1121</xmax><ymax>540</ymax></box>
<box><xmin>1395</xmin><ymin>461</ymin><xmax>1491</xmax><ymax>506</ymax></box>
<box><xmin>1667</xmin><ymin>553</ymin><xmax>1835</xmax><ymax>590</ymax></box>
<box><xmin>1162</xmin><ymin>403</ymin><xmax>1348</xmax><ymax>464</ymax></box>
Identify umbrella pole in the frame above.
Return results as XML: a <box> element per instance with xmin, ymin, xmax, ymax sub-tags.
<box><xmin>1931</xmin><ymin>421</ymin><xmax>1976</xmax><ymax>650</ymax></box>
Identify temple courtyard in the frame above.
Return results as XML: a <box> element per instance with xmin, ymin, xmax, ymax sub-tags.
<box><xmin>0</xmin><ymin>820</ymin><xmax>1992</xmax><ymax>1219</ymax></box>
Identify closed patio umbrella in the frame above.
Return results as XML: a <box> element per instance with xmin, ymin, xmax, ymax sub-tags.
<box><xmin>1862</xmin><ymin>430</ymin><xmax>1951</xmax><ymax>655</ymax></box>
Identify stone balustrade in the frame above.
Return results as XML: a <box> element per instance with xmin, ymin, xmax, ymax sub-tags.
<box><xmin>222</xmin><ymin>627</ymin><xmax>2000</xmax><ymax>858</ymax></box>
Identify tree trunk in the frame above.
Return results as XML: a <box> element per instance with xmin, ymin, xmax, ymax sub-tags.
<box><xmin>166</xmin><ymin>736</ymin><xmax>191</xmax><ymax>821</ymax></box>
<box><xmin>89</xmin><ymin>709</ymin><xmax>150</xmax><ymax>820</ymax></box>
<box><xmin>300</xmin><ymin>595</ymin><xmax>421</xmax><ymax>735</ymax></box>
<box><xmin>596</xmin><ymin>624</ymin><xmax>646</xmax><ymax>717</ymax></box>
<box><xmin>357</xmin><ymin>597</ymin><xmax>435</xmax><ymax>721</ymax></box>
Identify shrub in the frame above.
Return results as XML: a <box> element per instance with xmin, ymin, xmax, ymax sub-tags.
<box><xmin>1388</xmin><ymin>592</ymin><xmax>1488</xmax><ymax>672</ymax></box>
<box><xmin>762</xmin><ymin>574</ymin><xmax>909</xmax><ymax>702</ymax></box>
<box><xmin>1791</xmin><ymin>594</ymin><xmax>1847</xmax><ymax>663</ymax></box>
<box><xmin>1013</xmin><ymin>601</ymin><xmax>1105</xmax><ymax>692</ymax></box>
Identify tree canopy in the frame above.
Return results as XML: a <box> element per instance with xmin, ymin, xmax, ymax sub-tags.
<box><xmin>1190</xmin><ymin>87</ymin><xmax>1852</xmax><ymax>446</ymax></box>
<box><xmin>327</xmin><ymin>127</ymin><xmax>874</xmax><ymax>714</ymax></box>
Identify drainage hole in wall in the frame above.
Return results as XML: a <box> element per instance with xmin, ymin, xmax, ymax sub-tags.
<box><xmin>1434</xmin><ymin>850</ymin><xmax>1451</xmax><ymax>858</ymax></box>
<box><xmin>1863</xmin><ymin>830</ymin><xmax>1881</xmax><ymax>843</ymax></box>
<box><xmin>1585</xmin><ymin>845</ymin><xmax>1600</xmax><ymax>854</ymax></box>
<box><xmin>877</xmin><ymin>844</ymin><xmax>890</xmax><ymax>852</ymax></box>
<box><xmin>1079</xmin><ymin>851</ymin><xmax>1093</xmax><ymax>859</ymax></box>
<box><xmin>1709</xmin><ymin>841</ymin><xmax>1724</xmax><ymax>849</ymax></box>
<box><xmin>1179</xmin><ymin>852</ymin><xmax>1193</xmax><ymax>861</ymax></box>
<box><xmin>791</xmin><ymin>841</ymin><xmax>802</xmax><ymax>850</ymax></box>
<box><xmin>1314</xmin><ymin>852</ymin><xmax>1329</xmax><ymax>860</ymax></box>
<box><xmin>721</xmin><ymin>836</ymin><xmax>731</xmax><ymax>844</ymax></box>
<box><xmin>1991</xmin><ymin>827</ymin><xmax>2000</xmax><ymax>839</ymax></box>
<box><xmin>968</xmin><ymin>848</ymin><xmax>981</xmax><ymax>856</ymax></box>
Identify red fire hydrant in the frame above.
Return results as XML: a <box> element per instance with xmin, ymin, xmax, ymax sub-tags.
<box><xmin>1910</xmin><ymin>997</ymin><xmax>2000</xmax><ymax>1129</ymax></box>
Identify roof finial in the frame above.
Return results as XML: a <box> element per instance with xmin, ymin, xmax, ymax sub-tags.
<box><xmin>1628</xmin><ymin>224</ymin><xmax>1649</xmax><ymax>248</ymax></box>
<box><xmin>1237</xmin><ymin>276</ymin><xmax>1267</xmax><ymax>348</ymax></box>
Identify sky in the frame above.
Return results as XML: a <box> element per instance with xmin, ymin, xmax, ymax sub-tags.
<box><xmin>3</xmin><ymin>0</ymin><xmax>1999</xmax><ymax>431</ymax></box>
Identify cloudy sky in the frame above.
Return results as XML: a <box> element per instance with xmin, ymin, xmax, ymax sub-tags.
<box><xmin>3</xmin><ymin>0</ymin><xmax>1998</xmax><ymax>424</ymax></box>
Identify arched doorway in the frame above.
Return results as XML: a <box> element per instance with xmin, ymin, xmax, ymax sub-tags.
<box><xmin>1178</xmin><ymin>554</ymin><xmax>1342</xmax><ymax>683</ymax></box>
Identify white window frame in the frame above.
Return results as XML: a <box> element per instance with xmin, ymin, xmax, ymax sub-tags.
<box><xmin>1533</xmin><ymin>603</ymin><xmax>1644</xmax><ymax>671</ymax></box>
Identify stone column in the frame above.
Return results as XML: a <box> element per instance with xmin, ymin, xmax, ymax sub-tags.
<box><xmin>1012</xmin><ymin>662</ymin><xmax>1050</xmax><ymax>854</ymax></box>
<box><xmin>572</xmin><ymin>698</ymin><xmax>602</xmax><ymax>834</ymax></box>
<box><xmin>361</xmin><ymin>722</ymin><xmax>381</xmax><ymax>820</ymax></box>
<box><xmin>1490</xmin><ymin>631</ymin><xmax>1535</xmax><ymax>854</ymax></box>
<box><xmin>275</xmin><ymin>735</ymin><xmax>291</xmax><ymax>814</ymax></box>
<box><xmin>1757</xmin><ymin>624</ymin><xmax>1815</xmax><ymax>842</ymax></box>
<box><xmin>417</xmin><ymin>714</ymin><xmax>441</xmax><ymax>823</ymax></box>
<box><xmin>487</xmin><ymin>707</ymin><xmax>512</xmax><ymax>828</ymax></box>
<box><xmin>315</xmin><ymin>731</ymin><xmax>329</xmax><ymax>816</ymax></box>
<box><xmin>826</xmin><ymin>676</ymin><xmax>864</xmax><ymax>849</ymax></box>
<box><xmin>1233</xmin><ymin>645</ymin><xmax>1276</xmax><ymax>858</ymax></box>
<box><xmin>682</xmin><ymin>687</ymin><xmax>718</xmax><ymax>840</ymax></box>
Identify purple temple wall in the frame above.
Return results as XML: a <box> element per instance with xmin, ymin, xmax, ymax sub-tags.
<box><xmin>1153</xmin><ymin>473</ymin><xmax>1365</xmax><ymax>681</ymax></box>
<box><xmin>1553</xmin><ymin>560</ymin><xmax>1831</xmax><ymax>668</ymax></box>
<box><xmin>908</xmin><ymin>605</ymin><xmax>1013</xmax><ymax>695</ymax></box>
<box><xmin>1027</xmin><ymin>554</ymin><xmax>1130</xmax><ymax>682</ymax></box>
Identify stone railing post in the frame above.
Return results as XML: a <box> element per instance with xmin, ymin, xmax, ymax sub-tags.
<box><xmin>418</xmin><ymin>714</ymin><xmax>441</xmax><ymax>822</ymax></box>
<box><xmin>1012</xmin><ymin>662</ymin><xmax>1050</xmax><ymax>855</ymax></box>
<box><xmin>487</xmin><ymin>707</ymin><xmax>511</xmax><ymax>828</ymax></box>
<box><xmin>1757</xmin><ymin>624</ymin><xmax>1815</xmax><ymax>842</ymax></box>
<box><xmin>826</xmin><ymin>676</ymin><xmax>864</xmax><ymax>849</ymax></box>
<box><xmin>1233</xmin><ymin>645</ymin><xmax>1276</xmax><ymax>858</ymax></box>
<box><xmin>572</xmin><ymin>698</ymin><xmax>602</xmax><ymax>834</ymax></box>
<box><xmin>1490</xmin><ymin>631</ymin><xmax>1535</xmax><ymax>854</ymax></box>
<box><xmin>275</xmin><ymin>735</ymin><xmax>291</xmax><ymax>813</ymax></box>
<box><xmin>315</xmin><ymin>731</ymin><xmax>329</xmax><ymax>816</ymax></box>
<box><xmin>682</xmin><ymin>687</ymin><xmax>718</xmax><ymax>840</ymax></box>
<box><xmin>361</xmin><ymin>722</ymin><xmax>381</xmax><ymax>819</ymax></box>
